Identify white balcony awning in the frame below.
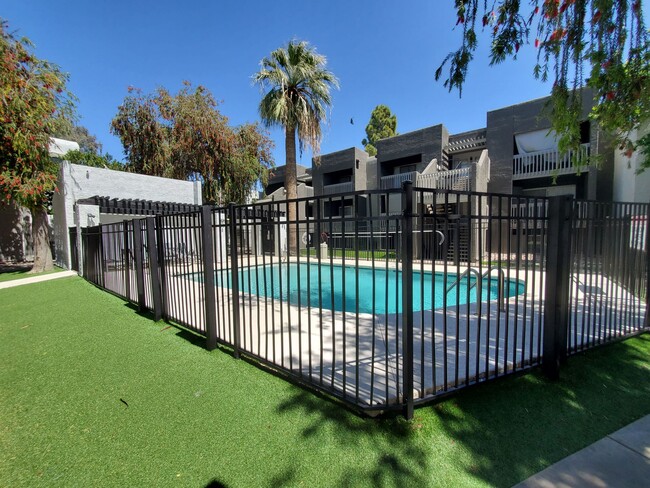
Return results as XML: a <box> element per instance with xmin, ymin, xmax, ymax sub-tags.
<box><xmin>515</xmin><ymin>129</ymin><xmax>558</xmax><ymax>155</ymax></box>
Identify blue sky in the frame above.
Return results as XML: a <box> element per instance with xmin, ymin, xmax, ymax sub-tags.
<box><xmin>5</xmin><ymin>0</ymin><xmax>560</xmax><ymax>167</ymax></box>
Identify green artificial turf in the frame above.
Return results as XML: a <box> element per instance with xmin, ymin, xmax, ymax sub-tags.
<box><xmin>0</xmin><ymin>266</ymin><xmax>64</xmax><ymax>283</ymax></box>
<box><xmin>2</xmin><ymin>276</ymin><xmax>650</xmax><ymax>487</ymax></box>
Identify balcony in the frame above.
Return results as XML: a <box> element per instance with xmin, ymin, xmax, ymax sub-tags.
<box><xmin>322</xmin><ymin>182</ymin><xmax>353</xmax><ymax>194</ymax></box>
<box><xmin>417</xmin><ymin>167</ymin><xmax>473</xmax><ymax>191</ymax></box>
<box><xmin>513</xmin><ymin>144</ymin><xmax>590</xmax><ymax>180</ymax></box>
<box><xmin>380</xmin><ymin>150</ymin><xmax>490</xmax><ymax>194</ymax></box>
<box><xmin>380</xmin><ymin>171</ymin><xmax>418</xmax><ymax>189</ymax></box>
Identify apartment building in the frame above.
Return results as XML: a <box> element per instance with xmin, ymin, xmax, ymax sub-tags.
<box><xmin>262</xmin><ymin>92</ymin><xmax>645</xmax><ymax>261</ymax></box>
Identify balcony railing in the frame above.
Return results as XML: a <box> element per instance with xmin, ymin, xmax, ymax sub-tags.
<box><xmin>380</xmin><ymin>171</ymin><xmax>418</xmax><ymax>189</ymax></box>
<box><xmin>513</xmin><ymin>143</ymin><xmax>591</xmax><ymax>180</ymax></box>
<box><xmin>322</xmin><ymin>182</ymin><xmax>353</xmax><ymax>194</ymax></box>
<box><xmin>366</xmin><ymin>151</ymin><xmax>487</xmax><ymax>195</ymax></box>
<box><xmin>417</xmin><ymin>167</ymin><xmax>473</xmax><ymax>191</ymax></box>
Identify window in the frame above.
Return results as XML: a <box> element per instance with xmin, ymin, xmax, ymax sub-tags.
<box><xmin>397</xmin><ymin>164</ymin><xmax>416</xmax><ymax>174</ymax></box>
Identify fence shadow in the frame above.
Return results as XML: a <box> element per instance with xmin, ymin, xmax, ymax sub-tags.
<box><xmin>272</xmin><ymin>389</ymin><xmax>429</xmax><ymax>487</ymax></box>
<box><xmin>426</xmin><ymin>334</ymin><xmax>650</xmax><ymax>487</ymax></box>
<box><xmin>272</xmin><ymin>390</ymin><xmax>428</xmax><ymax>487</ymax></box>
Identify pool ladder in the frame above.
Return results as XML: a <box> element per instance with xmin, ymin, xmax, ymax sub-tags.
<box><xmin>446</xmin><ymin>266</ymin><xmax>507</xmax><ymax>313</ymax></box>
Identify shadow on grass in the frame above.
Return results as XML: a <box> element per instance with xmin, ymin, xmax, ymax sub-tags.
<box><xmin>121</xmin><ymin>301</ymin><xmax>210</xmax><ymax>349</ymax></box>
<box><xmin>426</xmin><ymin>334</ymin><xmax>650</xmax><ymax>487</ymax></box>
<box><xmin>273</xmin><ymin>390</ymin><xmax>428</xmax><ymax>487</ymax></box>
<box><xmin>204</xmin><ymin>479</ymin><xmax>228</xmax><ymax>488</ymax></box>
<box><xmin>266</xmin><ymin>334</ymin><xmax>650</xmax><ymax>487</ymax></box>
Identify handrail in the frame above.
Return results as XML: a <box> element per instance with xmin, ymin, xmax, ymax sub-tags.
<box><xmin>446</xmin><ymin>268</ymin><xmax>483</xmax><ymax>307</ymax></box>
<box><xmin>513</xmin><ymin>143</ymin><xmax>590</xmax><ymax>178</ymax></box>
<box><xmin>322</xmin><ymin>182</ymin><xmax>353</xmax><ymax>194</ymax></box>
<box><xmin>380</xmin><ymin>172</ymin><xmax>418</xmax><ymax>189</ymax></box>
<box><xmin>446</xmin><ymin>266</ymin><xmax>506</xmax><ymax>312</ymax></box>
<box><xmin>470</xmin><ymin>267</ymin><xmax>506</xmax><ymax>312</ymax></box>
<box><xmin>417</xmin><ymin>167</ymin><xmax>471</xmax><ymax>191</ymax></box>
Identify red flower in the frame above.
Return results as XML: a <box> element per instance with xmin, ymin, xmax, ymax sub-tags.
<box><xmin>592</xmin><ymin>10</ymin><xmax>602</xmax><ymax>22</ymax></box>
<box><xmin>535</xmin><ymin>38</ymin><xmax>540</xmax><ymax>48</ymax></box>
<box><xmin>606</xmin><ymin>91</ymin><xmax>616</xmax><ymax>101</ymax></box>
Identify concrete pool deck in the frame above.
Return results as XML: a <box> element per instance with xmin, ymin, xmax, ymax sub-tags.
<box><xmin>94</xmin><ymin>256</ymin><xmax>647</xmax><ymax>411</ymax></box>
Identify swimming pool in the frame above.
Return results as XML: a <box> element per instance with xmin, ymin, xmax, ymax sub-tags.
<box><xmin>192</xmin><ymin>263</ymin><xmax>524</xmax><ymax>315</ymax></box>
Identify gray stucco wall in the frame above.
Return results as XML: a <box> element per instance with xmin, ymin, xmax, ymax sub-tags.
<box><xmin>53</xmin><ymin>162</ymin><xmax>202</xmax><ymax>269</ymax></box>
<box><xmin>376</xmin><ymin>124</ymin><xmax>449</xmax><ymax>177</ymax></box>
<box><xmin>312</xmin><ymin>147</ymin><xmax>369</xmax><ymax>195</ymax></box>
<box><xmin>485</xmin><ymin>89</ymin><xmax>614</xmax><ymax>198</ymax></box>
<box><xmin>267</xmin><ymin>164</ymin><xmax>309</xmax><ymax>186</ymax></box>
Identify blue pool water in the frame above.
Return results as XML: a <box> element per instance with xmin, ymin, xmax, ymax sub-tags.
<box><xmin>196</xmin><ymin>263</ymin><xmax>524</xmax><ymax>315</ymax></box>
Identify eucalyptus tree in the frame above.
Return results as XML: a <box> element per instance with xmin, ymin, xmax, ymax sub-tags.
<box><xmin>254</xmin><ymin>40</ymin><xmax>339</xmax><ymax>253</ymax></box>
<box><xmin>53</xmin><ymin>119</ymin><xmax>102</xmax><ymax>154</ymax></box>
<box><xmin>0</xmin><ymin>19</ymin><xmax>75</xmax><ymax>272</ymax></box>
<box><xmin>111</xmin><ymin>82</ymin><xmax>273</xmax><ymax>204</ymax></box>
<box><xmin>436</xmin><ymin>0</ymin><xmax>649</xmax><ymax>170</ymax></box>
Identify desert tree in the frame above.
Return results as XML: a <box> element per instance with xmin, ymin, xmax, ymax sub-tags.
<box><xmin>0</xmin><ymin>19</ymin><xmax>75</xmax><ymax>272</ymax></box>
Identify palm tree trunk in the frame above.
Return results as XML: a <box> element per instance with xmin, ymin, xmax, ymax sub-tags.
<box><xmin>30</xmin><ymin>206</ymin><xmax>53</xmax><ymax>273</ymax></box>
<box><xmin>285</xmin><ymin>124</ymin><xmax>298</xmax><ymax>256</ymax></box>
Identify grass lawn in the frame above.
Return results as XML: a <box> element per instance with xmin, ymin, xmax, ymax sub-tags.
<box><xmin>0</xmin><ymin>265</ymin><xmax>65</xmax><ymax>283</ymax></box>
<box><xmin>2</xmin><ymin>277</ymin><xmax>650</xmax><ymax>487</ymax></box>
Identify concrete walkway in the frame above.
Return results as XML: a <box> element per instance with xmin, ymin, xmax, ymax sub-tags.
<box><xmin>514</xmin><ymin>414</ymin><xmax>650</xmax><ymax>487</ymax></box>
<box><xmin>0</xmin><ymin>270</ymin><xmax>77</xmax><ymax>290</ymax></box>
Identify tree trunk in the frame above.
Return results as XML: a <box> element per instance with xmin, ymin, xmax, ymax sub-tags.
<box><xmin>30</xmin><ymin>206</ymin><xmax>53</xmax><ymax>273</ymax></box>
<box><xmin>285</xmin><ymin>124</ymin><xmax>299</xmax><ymax>256</ymax></box>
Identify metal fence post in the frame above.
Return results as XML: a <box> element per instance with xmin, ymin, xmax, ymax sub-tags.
<box><xmin>228</xmin><ymin>203</ymin><xmax>241</xmax><ymax>359</ymax></box>
<box><xmin>155</xmin><ymin>215</ymin><xmax>168</xmax><ymax>320</ymax></box>
<box><xmin>401</xmin><ymin>180</ymin><xmax>414</xmax><ymax>420</ymax></box>
<box><xmin>132</xmin><ymin>219</ymin><xmax>146</xmax><ymax>312</ymax></box>
<box><xmin>201</xmin><ymin>205</ymin><xmax>218</xmax><ymax>351</ymax></box>
<box><xmin>145</xmin><ymin>217</ymin><xmax>163</xmax><ymax>321</ymax></box>
<box><xmin>646</xmin><ymin>204</ymin><xmax>650</xmax><ymax>328</ymax></box>
<box><xmin>123</xmin><ymin>221</ymin><xmax>131</xmax><ymax>301</ymax></box>
<box><xmin>543</xmin><ymin>195</ymin><xmax>572</xmax><ymax>379</ymax></box>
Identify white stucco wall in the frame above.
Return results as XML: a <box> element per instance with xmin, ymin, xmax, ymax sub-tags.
<box><xmin>53</xmin><ymin>162</ymin><xmax>202</xmax><ymax>269</ymax></box>
<box><xmin>613</xmin><ymin>122</ymin><xmax>650</xmax><ymax>203</ymax></box>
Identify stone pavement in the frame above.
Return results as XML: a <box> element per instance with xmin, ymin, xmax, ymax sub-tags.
<box><xmin>514</xmin><ymin>414</ymin><xmax>650</xmax><ymax>488</ymax></box>
<box><xmin>0</xmin><ymin>270</ymin><xmax>77</xmax><ymax>290</ymax></box>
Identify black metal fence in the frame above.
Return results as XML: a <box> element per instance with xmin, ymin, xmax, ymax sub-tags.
<box><xmin>79</xmin><ymin>185</ymin><xmax>649</xmax><ymax>418</ymax></box>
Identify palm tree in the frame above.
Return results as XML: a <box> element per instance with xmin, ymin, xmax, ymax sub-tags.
<box><xmin>254</xmin><ymin>40</ymin><xmax>339</xmax><ymax>254</ymax></box>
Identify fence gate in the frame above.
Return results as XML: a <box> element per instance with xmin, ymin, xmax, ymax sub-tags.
<box><xmin>69</xmin><ymin>227</ymin><xmax>79</xmax><ymax>271</ymax></box>
<box><xmin>261</xmin><ymin>217</ymin><xmax>275</xmax><ymax>254</ymax></box>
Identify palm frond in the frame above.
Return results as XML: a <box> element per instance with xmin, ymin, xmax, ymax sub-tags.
<box><xmin>253</xmin><ymin>39</ymin><xmax>339</xmax><ymax>157</ymax></box>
